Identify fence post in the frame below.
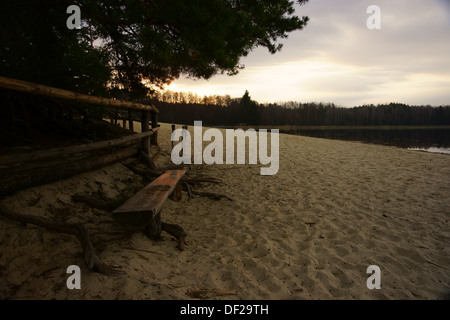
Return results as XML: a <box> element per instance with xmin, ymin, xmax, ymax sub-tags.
<box><xmin>141</xmin><ymin>110</ymin><xmax>150</xmax><ymax>154</ymax></box>
<box><xmin>128</xmin><ymin>110</ymin><xmax>133</xmax><ymax>132</ymax></box>
<box><xmin>151</xmin><ymin>112</ymin><xmax>158</xmax><ymax>146</ymax></box>
<box><xmin>181</xmin><ymin>125</ymin><xmax>188</xmax><ymax>158</ymax></box>
<box><xmin>171</xmin><ymin>124</ymin><xmax>175</xmax><ymax>150</ymax></box>
<box><xmin>114</xmin><ymin>108</ymin><xmax>119</xmax><ymax>125</ymax></box>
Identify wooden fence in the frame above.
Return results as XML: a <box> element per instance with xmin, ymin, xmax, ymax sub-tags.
<box><xmin>0</xmin><ymin>76</ymin><xmax>160</xmax><ymax>196</ymax></box>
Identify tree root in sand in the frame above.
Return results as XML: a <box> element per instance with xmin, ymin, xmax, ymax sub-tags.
<box><xmin>0</xmin><ymin>206</ymin><xmax>125</xmax><ymax>276</ymax></box>
<box><xmin>161</xmin><ymin>222</ymin><xmax>188</xmax><ymax>251</ymax></box>
<box><xmin>73</xmin><ymin>192</ymin><xmax>188</xmax><ymax>251</ymax></box>
<box><xmin>185</xmin><ymin>288</ymin><xmax>237</xmax><ymax>299</ymax></box>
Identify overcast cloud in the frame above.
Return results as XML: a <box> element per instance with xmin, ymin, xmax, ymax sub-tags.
<box><xmin>168</xmin><ymin>0</ymin><xmax>450</xmax><ymax>107</ymax></box>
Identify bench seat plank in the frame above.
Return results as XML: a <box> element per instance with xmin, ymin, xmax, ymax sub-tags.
<box><xmin>112</xmin><ymin>169</ymin><xmax>186</xmax><ymax>229</ymax></box>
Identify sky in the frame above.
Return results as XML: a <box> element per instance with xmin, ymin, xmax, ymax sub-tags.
<box><xmin>166</xmin><ymin>0</ymin><xmax>450</xmax><ymax>107</ymax></box>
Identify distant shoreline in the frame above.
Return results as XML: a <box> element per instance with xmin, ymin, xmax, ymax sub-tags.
<box><xmin>198</xmin><ymin>124</ymin><xmax>450</xmax><ymax>153</ymax></box>
<box><xmin>231</xmin><ymin>125</ymin><xmax>450</xmax><ymax>131</ymax></box>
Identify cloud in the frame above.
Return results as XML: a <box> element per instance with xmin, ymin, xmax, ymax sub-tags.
<box><xmin>170</xmin><ymin>0</ymin><xmax>450</xmax><ymax>107</ymax></box>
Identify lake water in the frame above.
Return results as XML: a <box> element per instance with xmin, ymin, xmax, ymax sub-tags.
<box><xmin>283</xmin><ymin>128</ymin><xmax>450</xmax><ymax>155</ymax></box>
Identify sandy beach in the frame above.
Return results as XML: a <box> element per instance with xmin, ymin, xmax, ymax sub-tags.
<box><xmin>0</xmin><ymin>122</ymin><xmax>449</xmax><ymax>300</ymax></box>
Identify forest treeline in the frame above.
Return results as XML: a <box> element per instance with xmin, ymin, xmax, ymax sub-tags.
<box><xmin>149</xmin><ymin>91</ymin><xmax>450</xmax><ymax>127</ymax></box>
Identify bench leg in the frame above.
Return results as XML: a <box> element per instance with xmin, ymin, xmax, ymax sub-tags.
<box><xmin>169</xmin><ymin>181</ymin><xmax>182</xmax><ymax>202</ymax></box>
<box><xmin>144</xmin><ymin>211</ymin><xmax>162</xmax><ymax>241</ymax></box>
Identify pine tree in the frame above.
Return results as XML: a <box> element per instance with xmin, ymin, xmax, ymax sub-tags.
<box><xmin>1</xmin><ymin>0</ymin><xmax>309</xmax><ymax>98</ymax></box>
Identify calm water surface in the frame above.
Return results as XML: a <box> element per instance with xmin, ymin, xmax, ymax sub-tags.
<box><xmin>285</xmin><ymin>128</ymin><xmax>450</xmax><ymax>155</ymax></box>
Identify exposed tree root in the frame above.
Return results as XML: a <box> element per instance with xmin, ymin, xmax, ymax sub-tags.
<box><xmin>161</xmin><ymin>222</ymin><xmax>188</xmax><ymax>251</ymax></box>
<box><xmin>0</xmin><ymin>207</ymin><xmax>126</xmax><ymax>276</ymax></box>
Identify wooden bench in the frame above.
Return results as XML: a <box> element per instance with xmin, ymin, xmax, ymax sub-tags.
<box><xmin>111</xmin><ymin>169</ymin><xmax>186</xmax><ymax>236</ymax></box>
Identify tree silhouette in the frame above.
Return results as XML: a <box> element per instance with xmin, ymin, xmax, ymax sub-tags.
<box><xmin>1</xmin><ymin>0</ymin><xmax>310</xmax><ymax>98</ymax></box>
<box><xmin>239</xmin><ymin>90</ymin><xmax>259</xmax><ymax>125</ymax></box>
<box><xmin>152</xmin><ymin>95</ymin><xmax>450</xmax><ymax>127</ymax></box>
<box><xmin>0</xmin><ymin>1</ymin><xmax>111</xmax><ymax>96</ymax></box>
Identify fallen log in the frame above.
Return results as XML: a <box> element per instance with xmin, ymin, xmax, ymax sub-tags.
<box><xmin>0</xmin><ymin>207</ymin><xmax>125</xmax><ymax>276</ymax></box>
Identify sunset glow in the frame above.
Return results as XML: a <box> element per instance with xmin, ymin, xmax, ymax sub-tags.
<box><xmin>166</xmin><ymin>0</ymin><xmax>450</xmax><ymax>107</ymax></box>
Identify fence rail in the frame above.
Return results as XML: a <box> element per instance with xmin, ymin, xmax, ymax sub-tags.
<box><xmin>0</xmin><ymin>76</ymin><xmax>158</xmax><ymax>114</ymax></box>
<box><xmin>0</xmin><ymin>76</ymin><xmax>160</xmax><ymax>195</ymax></box>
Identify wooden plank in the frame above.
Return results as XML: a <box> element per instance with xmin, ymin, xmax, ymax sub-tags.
<box><xmin>0</xmin><ymin>128</ymin><xmax>159</xmax><ymax>167</ymax></box>
<box><xmin>0</xmin><ymin>76</ymin><xmax>159</xmax><ymax>113</ymax></box>
<box><xmin>111</xmin><ymin>170</ymin><xmax>186</xmax><ymax>229</ymax></box>
<box><xmin>169</xmin><ymin>181</ymin><xmax>182</xmax><ymax>202</ymax></box>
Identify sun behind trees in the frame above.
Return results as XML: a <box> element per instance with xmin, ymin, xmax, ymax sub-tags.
<box><xmin>0</xmin><ymin>0</ymin><xmax>310</xmax><ymax>148</ymax></box>
<box><xmin>1</xmin><ymin>0</ymin><xmax>310</xmax><ymax>100</ymax></box>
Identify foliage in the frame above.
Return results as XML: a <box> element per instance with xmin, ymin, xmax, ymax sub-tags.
<box><xmin>238</xmin><ymin>90</ymin><xmax>259</xmax><ymax>124</ymax></box>
<box><xmin>0</xmin><ymin>0</ymin><xmax>112</xmax><ymax>96</ymax></box>
<box><xmin>151</xmin><ymin>95</ymin><xmax>450</xmax><ymax>127</ymax></box>
<box><xmin>1</xmin><ymin>0</ymin><xmax>309</xmax><ymax>99</ymax></box>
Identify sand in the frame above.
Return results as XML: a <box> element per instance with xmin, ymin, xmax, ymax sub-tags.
<box><xmin>0</xmin><ymin>123</ymin><xmax>449</xmax><ymax>300</ymax></box>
